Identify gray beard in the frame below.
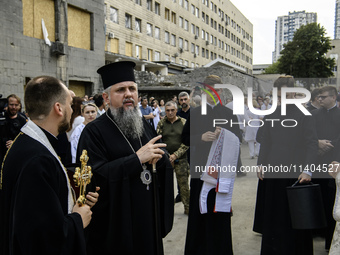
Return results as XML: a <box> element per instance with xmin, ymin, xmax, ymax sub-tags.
<box><xmin>110</xmin><ymin>106</ymin><xmax>144</xmax><ymax>139</ymax></box>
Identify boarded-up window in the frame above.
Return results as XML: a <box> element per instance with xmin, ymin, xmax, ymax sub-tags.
<box><xmin>125</xmin><ymin>42</ymin><xmax>132</xmax><ymax>57</ymax></box>
<box><xmin>69</xmin><ymin>81</ymin><xmax>86</xmax><ymax>97</ymax></box>
<box><xmin>147</xmin><ymin>49</ymin><xmax>153</xmax><ymax>61</ymax></box>
<box><xmin>68</xmin><ymin>5</ymin><xmax>91</xmax><ymax>50</ymax></box>
<box><xmin>171</xmin><ymin>12</ymin><xmax>176</xmax><ymax>24</ymax></box>
<box><xmin>164</xmin><ymin>8</ymin><xmax>170</xmax><ymax>21</ymax></box>
<box><xmin>110</xmin><ymin>38</ymin><xmax>119</xmax><ymax>53</ymax></box>
<box><xmin>22</xmin><ymin>0</ymin><xmax>55</xmax><ymax>41</ymax></box>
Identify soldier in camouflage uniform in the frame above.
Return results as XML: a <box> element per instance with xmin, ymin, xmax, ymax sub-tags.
<box><xmin>157</xmin><ymin>101</ymin><xmax>190</xmax><ymax>214</ymax></box>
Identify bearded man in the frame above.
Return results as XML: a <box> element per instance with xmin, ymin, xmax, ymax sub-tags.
<box><xmin>77</xmin><ymin>61</ymin><xmax>174</xmax><ymax>255</ymax></box>
<box><xmin>0</xmin><ymin>94</ymin><xmax>27</xmax><ymax>162</ymax></box>
<box><xmin>0</xmin><ymin>76</ymin><xmax>98</xmax><ymax>255</ymax></box>
<box><xmin>177</xmin><ymin>91</ymin><xmax>190</xmax><ymax>120</ymax></box>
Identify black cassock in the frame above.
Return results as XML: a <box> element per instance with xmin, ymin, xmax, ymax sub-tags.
<box><xmin>184</xmin><ymin>104</ymin><xmax>241</xmax><ymax>255</ymax></box>
<box><xmin>311</xmin><ymin>106</ymin><xmax>340</xmax><ymax>249</ymax></box>
<box><xmin>0</xmin><ymin>127</ymin><xmax>85</xmax><ymax>255</ymax></box>
<box><xmin>77</xmin><ymin>110</ymin><xmax>174</xmax><ymax>255</ymax></box>
<box><xmin>253</xmin><ymin>105</ymin><xmax>318</xmax><ymax>255</ymax></box>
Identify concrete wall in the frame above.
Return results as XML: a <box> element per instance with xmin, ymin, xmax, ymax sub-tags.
<box><xmin>136</xmin><ymin>65</ymin><xmax>270</xmax><ymax>103</ymax></box>
<box><xmin>327</xmin><ymin>39</ymin><xmax>340</xmax><ymax>89</ymax></box>
<box><xmin>0</xmin><ymin>0</ymin><xmax>105</xmax><ymax>103</ymax></box>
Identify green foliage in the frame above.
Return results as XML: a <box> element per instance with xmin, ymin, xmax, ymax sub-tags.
<box><xmin>264</xmin><ymin>61</ymin><xmax>281</xmax><ymax>74</ymax></box>
<box><xmin>277</xmin><ymin>23</ymin><xmax>335</xmax><ymax>90</ymax></box>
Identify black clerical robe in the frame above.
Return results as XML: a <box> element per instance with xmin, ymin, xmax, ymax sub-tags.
<box><xmin>184</xmin><ymin>103</ymin><xmax>241</xmax><ymax>255</ymax></box>
<box><xmin>312</xmin><ymin>106</ymin><xmax>340</xmax><ymax>170</ymax></box>
<box><xmin>306</xmin><ymin>104</ymin><xmax>318</xmax><ymax>113</ymax></box>
<box><xmin>311</xmin><ymin>106</ymin><xmax>340</xmax><ymax>249</ymax></box>
<box><xmin>253</xmin><ymin>105</ymin><xmax>318</xmax><ymax>255</ymax></box>
<box><xmin>0</xmin><ymin>112</ymin><xmax>27</xmax><ymax>163</ymax></box>
<box><xmin>177</xmin><ymin>107</ymin><xmax>190</xmax><ymax>120</ymax></box>
<box><xmin>0</xmin><ymin>121</ymin><xmax>85</xmax><ymax>255</ymax></box>
<box><xmin>77</xmin><ymin>110</ymin><xmax>174</xmax><ymax>255</ymax></box>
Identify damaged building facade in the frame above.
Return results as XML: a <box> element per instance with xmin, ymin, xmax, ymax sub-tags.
<box><xmin>1</xmin><ymin>0</ymin><xmax>263</xmax><ymax>104</ymax></box>
<box><xmin>0</xmin><ymin>0</ymin><xmax>105</xmax><ymax>101</ymax></box>
<box><xmin>136</xmin><ymin>63</ymin><xmax>271</xmax><ymax>103</ymax></box>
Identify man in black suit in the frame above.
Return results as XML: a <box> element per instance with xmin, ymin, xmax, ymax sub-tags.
<box><xmin>312</xmin><ymin>85</ymin><xmax>340</xmax><ymax>250</ymax></box>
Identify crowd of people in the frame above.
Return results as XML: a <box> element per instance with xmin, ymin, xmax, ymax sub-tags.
<box><xmin>1</xmin><ymin>62</ymin><xmax>340</xmax><ymax>255</ymax></box>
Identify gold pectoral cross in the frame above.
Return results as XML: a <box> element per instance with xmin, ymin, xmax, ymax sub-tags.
<box><xmin>73</xmin><ymin>150</ymin><xmax>93</xmax><ymax>206</ymax></box>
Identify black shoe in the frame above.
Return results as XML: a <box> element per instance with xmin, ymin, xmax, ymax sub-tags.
<box><xmin>175</xmin><ymin>194</ymin><xmax>181</xmax><ymax>203</ymax></box>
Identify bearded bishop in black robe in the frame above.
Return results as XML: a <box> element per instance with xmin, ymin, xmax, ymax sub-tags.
<box><xmin>77</xmin><ymin>61</ymin><xmax>174</xmax><ymax>255</ymax></box>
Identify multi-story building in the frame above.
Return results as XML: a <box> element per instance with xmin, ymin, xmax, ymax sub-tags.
<box><xmin>253</xmin><ymin>64</ymin><xmax>270</xmax><ymax>75</ymax></box>
<box><xmin>326</xmin><ymin>39</ymin><xmax>340</xmax><ymax>89</ymax></box>
<box><xmin>335</xmin><ymin>0</ymin><xmax>340</xmax><ymax>39</ymax></box>
<box><xmin>103</xmin><ymin>0</ymin><xmax>253</xmax><ymax>74</ymax></box>
<box><xmin>0</xmin><ymin>0</ymin><xmax>105</xmax><ymax>100</ymax></box>
<box><xmin>272</xmin><ymin>10</ymin><xmax>317</xmax><ymax>63</ymax></box>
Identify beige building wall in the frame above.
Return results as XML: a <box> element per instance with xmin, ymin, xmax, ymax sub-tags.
<box><xmin>104</xmin><ymin>0</ymin><xmax>253</xmax><ymax>74</ymax></box>
<box><xmin>327</xmin><ymin>39</ymin><xmax>340</xmax><ymax>89</ymax></box>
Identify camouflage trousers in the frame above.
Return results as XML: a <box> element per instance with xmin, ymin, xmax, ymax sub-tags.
<box><xmin>174</xmin><ymin>158</ymin><xmax>190</xmax><ymax>211</ymax></box>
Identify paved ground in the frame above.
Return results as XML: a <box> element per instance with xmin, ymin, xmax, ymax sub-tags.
<box><xmin>163</xmin><ymin>142</ymin><xmax>329</xmax><ymax>255</ymax></box>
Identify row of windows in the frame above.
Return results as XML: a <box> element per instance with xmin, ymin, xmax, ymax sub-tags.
<box><xmin>110</xmin><ymin>33</ymin><xmax>252</xmax><ymax>65</ymax></box>
<box><xmin>134</xmin><ymin>0</ymin><xmax>154</xmax><ymax>10</ymax></box>
<box><xmin>133</xmin><ymin>42</ymin><xmax>251</xmax><ymax>67</ymax></box>
<box><xmin>108</xmin><ymin>7</ymin><xmax>252</xmax><ymax>55</ymax></box>
<box><xmin>176</xmin><ymin>2</ymin><xmax>252</xmax><ymax>42</ymax></box>
<box><xmin>195</xmin><ymin>0</ymin><xmax>253</xmax><ymax>42</ymax></box>
<box><xmin>164</xmin><ymin>32</ymin><xmax>251</xmax><ymax>63</ymax></box>
<box><xmin>120</xmin><ymin>15</ymin><xmax>253</xmax><ymax>64</ymax></box>
<box><xmin>116</xmin><ymin>37</ymin><xmax>251</xmax><ymax>72</ymax></box>
<box><xmin>106</xmin><ymin>1</ymin><xmax>253</xmax><ymax>43</ymax></box>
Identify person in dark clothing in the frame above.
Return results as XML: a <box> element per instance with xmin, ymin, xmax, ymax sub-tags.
<box><xmin>184</xmin><ymin>75</ymin><xmax>241</xmax><ymax>255</ymax></box>
<box><xmin>306</xmin><ymin>88</ymin><xmax>320</xmax><ymax>112</ymax></box>
<box><xmin>253</xmin><ymin>76</ymin><xmax>318</xmax><ymax>255</ymax></box>
<box><xmin>77</xmin><ymin>61</ymin><xmax>174</xmax><ymax>255</ymax></box>
<box><xmin>157</xmin><ymin>101</ymin><xmax>190</xmax><ymax>214</ymax></box>
<box><xmin>0</xmin><ymin>94</ymin><xmax>27</xmax><ymax>162</ymax></box>
<box><xmin>177</xmin><ymin>91</ymin><xmax>191</xmax><ymax>120</ymax></box>
<box><xmin>175</xmin><ymin>91</ymin><xmax>191</xmax><ymax>202</ymax></box>
<box><xmin>0</xmin><ymin>76</ymin><xmax>98</xmax><ymax>255</ymax></box>
<box><xmin>311</xmin><ymin>85</ymin><xmax>340</xmax><ymax>250</ymax></box>
<box><xmin>93</xmin><ymin>93</ymin><xmax>106</xmax><ymax>117</ymax></box>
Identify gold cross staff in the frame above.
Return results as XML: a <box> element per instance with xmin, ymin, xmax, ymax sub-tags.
<box><xmin>73</xmin><ymin>150</ymin><xmax>93</xmax><ymax>206</ymax></box>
